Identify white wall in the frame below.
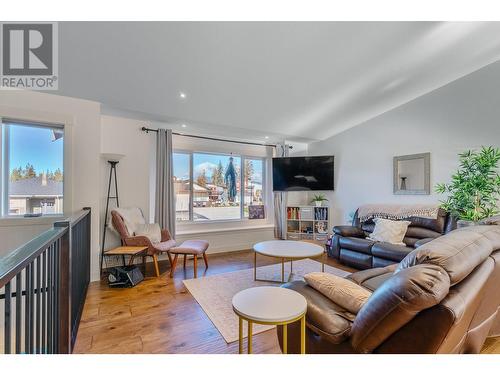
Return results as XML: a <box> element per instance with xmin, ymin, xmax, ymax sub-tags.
<box><xmin>308</xmin><ymin>60</ymin><xmax>500</xmax><ymax>226</ymax></box>
<box><xmin>100</xmin><ymin>115</ymin><xmax>275</xmax><ymax>263</ymax></box>
<box><xmin>100</xmin><ymin>115</ymin><xmax>156</xmax><ymax>252</ymax></box>
<box><xmin>0</xmin><ymin>90</ymin><xmax>101</xmax><ymax>280</ymax></box>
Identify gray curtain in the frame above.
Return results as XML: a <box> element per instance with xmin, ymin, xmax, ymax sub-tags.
<box><xmin>155</xmin><ymin>129</ymin><xmax>176</xmax><ymax>237</ymax></box>
<box><xmin>273</xmin><ymin>143</ymin><xmax>289</xmax><ymax>239</ymax></box>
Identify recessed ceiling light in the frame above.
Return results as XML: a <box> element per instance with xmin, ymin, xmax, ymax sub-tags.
<box><xmin>265</xmin><ymin>136</ymin><xmax>269</xmax><ymax>139</ymax></box>
<box><xmin>179</xmin><ymin>92</ymin><xmax>187</xmax><ymax>99</ymax></box>
<box><xmin>181</xmin><ymin>124</ymin><xmax>187</xmax><ymax>128</ymax></box>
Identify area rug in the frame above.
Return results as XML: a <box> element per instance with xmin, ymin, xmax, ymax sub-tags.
<box><xmin>183</xmin><ymin>259</ymin><xmax>350</xmax><ymax>343</ymax></box>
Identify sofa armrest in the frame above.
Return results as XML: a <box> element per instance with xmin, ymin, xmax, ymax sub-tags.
<box><xmin>333</xmin><ymin>226</ymin><xmax>365</xmax><ymax>238</ymax></box>
<box><xmin>414</xmin><ymin>238</ymin><xmax>434</xmax><ymax>248</ymax></box>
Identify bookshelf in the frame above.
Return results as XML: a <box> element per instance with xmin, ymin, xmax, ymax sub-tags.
<box><xmin>286</xmin><ymin>205</ymin><xmax>330</xmax><ymax>243</ymax></box>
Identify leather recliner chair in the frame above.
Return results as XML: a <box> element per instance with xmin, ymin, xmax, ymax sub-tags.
<box><xmin>277</xmin><ymin>225</ymin><xmax>500</xmax><ymax>354</ymax></box>
<box><xmin>328</xmin><ymin>208</ymin><xmax>456</xmax><ymax>269</ymax></box>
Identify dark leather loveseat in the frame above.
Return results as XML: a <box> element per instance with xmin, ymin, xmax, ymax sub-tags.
<box><xmin>278</xmin><ymin>225</ymin><xmax>500</xmax><ymax>353</ymax></box>
<box><xmin>328</xmin><ymin>208</ymin><xmax>456</xmax><ymax>269</ymax></box>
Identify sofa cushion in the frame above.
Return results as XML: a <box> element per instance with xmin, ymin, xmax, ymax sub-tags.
<box><xmin>339</xmin><ymin>249</ymin><xmax>372</xmax><ymax>269</ymax></box>
<box><xmin>333</xmin><ymin>226</ymin><xmax>365</xmax><ymax>238</ymax></box>
<box><xmin>350</xmin><ymin>263</ymin><xmax>451</xmax><ymax>353</ymax></box>
<box><xmin>282</xmin><ymin>280</ymin><xmax>352</xmax><ymax>344</ymax></box>
<box><xmin>405</xmin><ymin>226</ymin><xmax>442</xmax><ymax>240</ymax></box>
<box><xmin>360</xmin><ymin>268</ymin><xmax>393</xmax><ymax>290</ymax></box>
<box><xmin>304</xmin><ymin>272</ymin><xmax>372</xmax><ymax>314</ymax></box>
<box><xmin>348</xmin><ymin>265</ymin><xmax>396</xmax><ymax>292</ymax></box>
<box><xmin>348</xmin><ymin>264</ymin><xmax>397</xmax><ymax>285</ymax></box>
<box><xmin>368</xmin><ymin>218</ymin><xmax>411</xmax><ymax>245</ymax></box>
<box><xmin>338</xmin><ymin>236</ymin><xmax>374</xmax><ymax>254</ymax></box>
<box><xmin>398</xmin><ymin>226</ymin><xmax>500</xmax><ymax>285</ymax></box>
<box><xmin>402</xmin><ymin>237</ymin><xmax>418</xmax><ymax>248</ymax></box>
<box><xmin>414</xmin><ymin>238</ymin><xmax>435</xmax><ymax>248</ymax></box>
<box><xmin>372</xmin><ymin>242</ymin><xmax>413</xmax><ymax>262</ymax></box>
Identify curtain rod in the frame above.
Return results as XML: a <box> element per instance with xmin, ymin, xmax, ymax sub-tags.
<box><xmin>141</xmin><ymin>126</ymin><xmax>293</xmax><ymax>149</ymax></box>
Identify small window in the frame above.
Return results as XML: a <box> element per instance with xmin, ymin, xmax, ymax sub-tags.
<box><xmin>1</xmin><ymin>119</ymin><xmax>64</xmax><ymax>217</ymax></box>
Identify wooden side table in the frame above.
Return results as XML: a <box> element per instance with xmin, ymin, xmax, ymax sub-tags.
<box><xmin>232</xmin><ymin>286</ymin><xmax>307</xmax><ymax>354</ymax></box>
<box><xmin>104</xmin><ymin>246</ymin><xmax>149</xmax><ymax>268</ymax></box>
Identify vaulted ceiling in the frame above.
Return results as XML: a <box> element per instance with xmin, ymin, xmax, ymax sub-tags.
<box><xmin>55</xmin><ymin>21</ymin><xmax>500</xmax><ymax>143</ymax></box>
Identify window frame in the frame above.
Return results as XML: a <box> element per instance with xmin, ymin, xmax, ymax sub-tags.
<box><xmin>0</xmin><ymin>117</ymin><xmax>66</xmax><ymax>219</ymax></box>
<box><xmin>173</xmin><ymin>149</ymin><xmax>267</xmax><ymax>223</ymax></box>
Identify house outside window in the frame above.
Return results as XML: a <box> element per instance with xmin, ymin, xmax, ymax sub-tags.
<box><xmin>1</xmin><ymin>119</ymin><xmax>64</xmax><ymax>217</ymax></box>
<box><xmin>173</xmin><ymin>151</ymin><xmax>265</xmax><ymax>222</ymax></box>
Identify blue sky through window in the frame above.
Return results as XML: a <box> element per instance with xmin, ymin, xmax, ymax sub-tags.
<box><xmin>8</xmin><ymin>124</ymin><xmax>64</xmax><ymax>173</ymax></box>
<box><xmin>173</xmin><ymin>152</ymin><xmax>262</xmax><ymax>184</ymax></box>
<box><xmin>173</xmin><ymin>153</ymin><xmax>190</xmax><ymax>179</ymax></box>
<box><xmin>193</xmin><ymin>153</ymin><xmax>240</xmax><ymax>181</ymax></box>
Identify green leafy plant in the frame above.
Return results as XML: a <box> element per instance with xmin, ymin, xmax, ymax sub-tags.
<box><xmin>435</xmin><ymin>146</ymin><xmax>500</xmax><ymax>222</ymax></box>
<box><xmin>311</xmin><ymin>193</ymin><xmax>328</xmax><ymax>203</ymax></box>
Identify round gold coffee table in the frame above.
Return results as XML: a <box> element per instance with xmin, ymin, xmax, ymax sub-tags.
<box><xmin>232</xmin><ymin>286</ymin><xmax>307</xmax><ymax>354</ymax></box>
<box><xmin>253</xmin><ymin>240</ymin><xmax>325</xmax><ymax>283</ymax></box>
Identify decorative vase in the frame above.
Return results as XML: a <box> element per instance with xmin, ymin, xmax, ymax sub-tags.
<box><xmin>315</xmin><ymin>201</ymin><xmax>322</xmax><ymax>207</ymax></box>
<box><xmin>457</xmin><ymin>220</ymin><xmax>480</xmax><ymax>229</ymax></box>
<box><xmin>400</xmin><ymin>176</ymin><xmax>407</xmax><ymax>190</ymax></box>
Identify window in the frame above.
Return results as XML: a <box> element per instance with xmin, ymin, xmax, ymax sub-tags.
<box><xmin>243</xmin><ymin>159</ymin><xmax>264</xmax><ymax>218</ymax></box>
<box><xmin>173</xmin><ymin>151</ymin><xmax>265</xmax><ymax>222</ymax></box>
<box><xmin>1</xmin><ymin>119</ymin><xmax>64</xmax><ymax>217</ymax></box>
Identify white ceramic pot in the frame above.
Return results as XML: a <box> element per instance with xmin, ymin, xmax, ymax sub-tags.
<box><xmin>315</xmin><ymin>201</ymin><xmax>322</xmax><ymax>207</ymax></box>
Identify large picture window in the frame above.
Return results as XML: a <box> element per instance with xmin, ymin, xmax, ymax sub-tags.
<box><xmin>173</xmin><ymin>151</ymin><xmax>265</xmax><ymax>222</ymax></box>
<box><xmin>1</xmin><ymin>119</ymin><xmax>64</xmax><ymax>217</ymax></box>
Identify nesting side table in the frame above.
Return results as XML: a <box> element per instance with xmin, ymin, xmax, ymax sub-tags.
<box><xmin>232</xmin><ymin>286</ymin><xmax>307</xmax><ymax>354</ymax></box>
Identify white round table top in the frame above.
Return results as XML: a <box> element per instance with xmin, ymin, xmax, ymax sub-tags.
<box><xmin>253</xmin><ymin>240</ymin><xmax>324</xmax><ymax>259</ymax></box>
<box><xmin>232</xmin><ymin>286</ymin><xmax>307</xmax><ymax>323</ymax></box>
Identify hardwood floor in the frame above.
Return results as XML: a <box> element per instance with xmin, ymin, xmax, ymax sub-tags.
<box><xmin>73</xmin><ymin>250</ymin><xmax>500</xmax><ymax>354</ymax></box>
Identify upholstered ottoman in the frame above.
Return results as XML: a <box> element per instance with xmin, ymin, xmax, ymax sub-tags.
<box><xmin>168</xmin><ymin>240</ymin><xmax>209</xmax><ymax>278</ymax></box>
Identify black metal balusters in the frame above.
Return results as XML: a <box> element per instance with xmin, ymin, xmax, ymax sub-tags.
<box><xmin>0</xmin><ymin>208</ymin><xmax>91</xmax><ymax>354</ymax></box>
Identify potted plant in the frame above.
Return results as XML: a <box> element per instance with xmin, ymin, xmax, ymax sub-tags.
<box><xmin>435</xmin><ymin>146</ymin><xmax>500</xmax><ymax>228</ymax></box>
<box><xmin>311</xmin><ymin>193</ymin><xmax>328</xmax><ymax>207</ymax></box>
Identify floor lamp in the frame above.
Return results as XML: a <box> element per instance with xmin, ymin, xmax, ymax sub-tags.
<box><xmin>100</xmin><ymin>153</ymin><xmax>125</xmax><ymax>277</ymax></box>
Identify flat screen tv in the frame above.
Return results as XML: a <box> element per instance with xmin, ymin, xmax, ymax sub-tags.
<box><xmin>272</xmin><ymin>156</ymin><xmax>334</xmax><ymax>191</ymax></box>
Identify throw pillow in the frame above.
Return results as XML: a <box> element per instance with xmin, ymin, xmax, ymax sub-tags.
<box><xmin>135</xmin><ymin>223</ymin><xmax>162</xmax><ymax>244</ymax></box>
<box><xmin>304</xmin><ymin>272</ymin><xmax>372</xmax><ymax>314</ymax></box>
<box><xmin>368</xmin><ymin>218</ymin><xmax>411</xmax><ymax>245</ymax></box>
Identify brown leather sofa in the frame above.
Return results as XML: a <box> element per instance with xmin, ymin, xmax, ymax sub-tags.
<box><xmin>328</xmin><ymin>208</ymin><xmax>456</xmax><ymax>269</ymax></box>
<box><xmin>278</xmin><ymin>225</ymin><xmax>500</xmax><ymax>353</ymax></box>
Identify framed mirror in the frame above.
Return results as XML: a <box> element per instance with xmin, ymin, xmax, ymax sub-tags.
<box><xmin>393</xmin><ymin>152</ymin><xmax>430</xmax><ymax>195</ymax></box>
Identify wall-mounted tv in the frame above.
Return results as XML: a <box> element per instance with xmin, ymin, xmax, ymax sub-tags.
<box><xmin>272</xmin><ymin>156</ymin><xmax>334</xmax><ymax>191</ymax></box>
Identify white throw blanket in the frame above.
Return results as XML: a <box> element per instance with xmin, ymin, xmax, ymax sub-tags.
<box><xmin>109</xmin><ymin>207</ymin><xmax>146</xmax><ymax>235</ymax></box>
<box><xmin>357</xmin><ymin>204</ymin><xmax>439</xmax><ymax>223</ymax></box>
